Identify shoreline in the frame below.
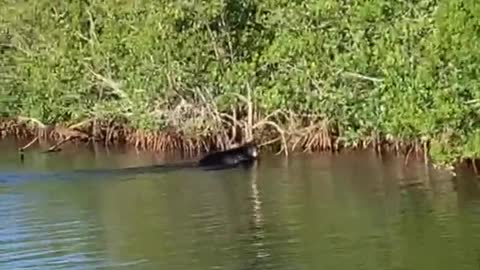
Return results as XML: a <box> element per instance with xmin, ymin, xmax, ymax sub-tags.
<box><xmin>1</xmin><ymin>117</ymin><xmax>468</xmax><ymax>177</ymax></box>
<box><xmin>3</xmin><ymin>0</ymin><xmax>480</xmax><ymax>177</ymax></box>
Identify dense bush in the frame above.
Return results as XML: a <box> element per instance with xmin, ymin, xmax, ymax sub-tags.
<box><xmin>1</xmin><ymin>0</ymin><xmax>480</xmax><ymax>165</ymax></box>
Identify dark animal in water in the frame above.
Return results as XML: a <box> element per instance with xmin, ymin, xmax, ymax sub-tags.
<box><xmin>198</xmin><ymin>142</ymin><xmax>258</xmax><ymax>170</ymax></box>
<box><xmin>86</xmin><ymin>142</ymin><xmax>258</xmax><ymax>174</ymax></box>
<box><xmin>115</xmin><ymin>142</ymin><xmax>259</xmax><ymax>172</ymax></box>
<box><xmin>0</xmin><ymin>143</ymin><xmax>259</xmax><ymax>183</ymax></box>
<box><xmin>77</xmin><ymin>142</ymin><xmax>259</xmax><ymax>174</ymax></box>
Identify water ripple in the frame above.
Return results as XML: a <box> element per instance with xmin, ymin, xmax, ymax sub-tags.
<box><xmin>1</xmin><ymin>151</ymin><xmax>480</xmax><ymax>270</ymax></box>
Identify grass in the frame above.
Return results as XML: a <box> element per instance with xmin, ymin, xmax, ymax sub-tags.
<box><xmin>1</xmin><ymin>0</ymin><xmax>480</xmax><ymax>170</ymax></box>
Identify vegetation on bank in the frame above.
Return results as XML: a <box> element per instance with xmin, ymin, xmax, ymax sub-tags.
<box><xmin>1</xmin><ymin>0</ymin><xmax>480</xmax><ymax>167</ymax></box>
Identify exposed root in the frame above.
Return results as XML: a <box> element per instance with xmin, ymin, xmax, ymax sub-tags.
<box><xmin>423</xmin><ymin>141</ymin><xmax>429</xmax><ymax>165</ymax></box>
<box><xmin>68</xmin><ymin>118</ymin><xmax>95</xmax><ymax>130</ymax></box>
<box><xmin>404</xmin><ymin>145</ymin><xmax>413</xmax><ymax>166</ymax></box>
<box><xmin>473</xmin><ymin>159</ymin><xmax>478</xmax><ymax>175</ymax></box>
<box><xmin>50</xmin><ymin>125</ymin><xmax>90</xmax><ymax>141</ymax></box>
<box><xmin>7</xmin><ymin>117</ymin><xmax>47</xmax><ymax>138</ymax></box>
<box><xmin>252</xmin><ymin>109</ymin><xmax>289</xmax><ymax>155</ymax></box>
<box><xmin>1</xmin><ymin>109</ymin><xmax>439</xmax><ymax>169</ymax></box>
<box><xmin>19</xmin><ymin>136</ymin><xmax>39</xmax><ymax>151</ymax></box>
<box><xmin>253</xmin><ymin>119</ymin><xmax>288</xmax><ymax>156</ymax></box>
<box><xmin>17</xmin><ymin>116</ymin><xmax>46</xmax><ymax>129</ymax></box>
<box><xmin>288</xmin><ymin>118</ymin><xmax>333</xmax><ymax>153</ymax></box>
<box><xmin>43</xmin><ymin>137</ymin><xmax>73</xmax><ymax>153</ymax></box>
<box><xmin>259</xmin><ymin>137</ymin><xmax>281</xmax><ymax>148</ymax></box>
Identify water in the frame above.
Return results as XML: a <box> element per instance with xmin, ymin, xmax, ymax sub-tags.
<box><xmin>1</xmin><ymin>138</ymin><xmax>480</xmax><ymax>270</ymax></box>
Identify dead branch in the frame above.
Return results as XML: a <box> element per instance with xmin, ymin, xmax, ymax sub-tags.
<box><xmin>43</xmin><ymin>136</ymin><xmax>72</xmax><ymax>153</ymax></box>
<box><xmin>19</xmin><ymin>136</ymin><xmax>39</xmax><ymax>151</ymax></box>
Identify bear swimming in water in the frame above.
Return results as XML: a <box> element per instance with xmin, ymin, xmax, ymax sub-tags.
<box><xmin>6</xmin><ymin>142</ymin><xmax>260</xmax><ymax>182</ymax></box>
<box><xmin>198</xmin><ymin>142</ymin><xmax>258</xmax><ymax>170</ymax></box>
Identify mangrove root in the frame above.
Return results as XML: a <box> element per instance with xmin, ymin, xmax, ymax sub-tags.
<box><xmin>19</xmin><ymin>136</ymin><xmax>39</xmax><ymax>152</ymax></box>
<box><xmin>43</xmin><ymin>136</ymin><xmax>73</xmax><ymax>153</ymax></box>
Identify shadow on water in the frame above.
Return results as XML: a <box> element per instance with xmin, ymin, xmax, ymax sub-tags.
<box><xmin>0</xmin><ymin>162</ymin><xmax>201</xmax><ymax>184</ymax></box>
<box><xmin>2</xmin><ymin>139</ymin><xmax>480</xmax><ymax>270</ymax></box>
<box><xmin>0</xmin><ymin>138</ymin><xmax>189</xmax><ymax>184</ymax></box>
<box><xmin>0</xmin><ymin>138</ymin><xmax>256</xmax><ymax>184</ymax></box>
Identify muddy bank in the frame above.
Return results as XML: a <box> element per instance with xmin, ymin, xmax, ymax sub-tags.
<box><xmin>1</xmin><ymin>117</ymin><xmax>453</xmax><ymax>173</ymax></box>
<box><xmin>0</xmin><ymin>117</ymin><xmax>427</xmax><ymax>153</ymax></box>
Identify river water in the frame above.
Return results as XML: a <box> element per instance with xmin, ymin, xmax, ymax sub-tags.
<box><xmin>1</xmin><ymin>138</ymin><xmax>480</xmax><ymax>270</ymax></box>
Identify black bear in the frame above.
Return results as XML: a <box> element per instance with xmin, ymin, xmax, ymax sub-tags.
<box><xmin>198</xmin><ymin>142</ymin><xmax>258</xmax><ymax>170</ymax></box>
<box><xmin>33</xmin><ymin>142</ymin><xmax>260</xmax><ymax>181</ymax></box>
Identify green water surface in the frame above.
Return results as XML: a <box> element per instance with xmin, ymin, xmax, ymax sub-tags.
<box><xmin>1</xmin><ymin>139</ymin><xmax>479</xmax><ymax>270</ymax></box>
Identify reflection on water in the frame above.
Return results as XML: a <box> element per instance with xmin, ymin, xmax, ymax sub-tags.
<box><xmin>1</xmin><ymin>139</ymin><xmax>480</xmax><ymax>270</ymax></box>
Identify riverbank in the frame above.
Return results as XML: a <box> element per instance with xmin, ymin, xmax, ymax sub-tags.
<box><xmin>1</xmin><ymin>0</ymin><xmax>480</xmax><ymax>171</ymax></box>
<box><xmin>0</xmin><ymin>116</ymin><xmax>446</xmax><ymax>169</ymax></box>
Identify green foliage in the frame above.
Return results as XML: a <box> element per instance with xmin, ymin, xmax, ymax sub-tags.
<box><xmin>1</xmin><ymin>0</ymin><xmax>480</xmax><ymax>165</ymax></box>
